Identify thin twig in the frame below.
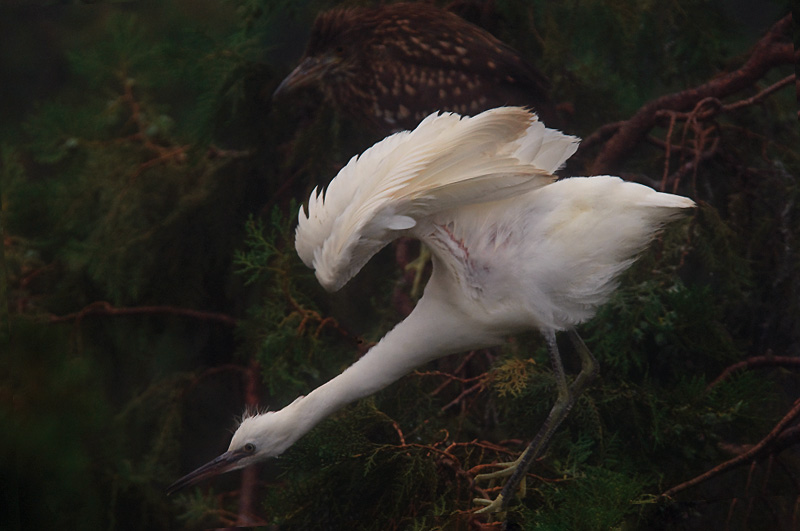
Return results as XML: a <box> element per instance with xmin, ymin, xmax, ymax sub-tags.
<box><xmin>579</xmin><ymin>121</ymin><xmax>624</xmax><ymax>151</ymax></box>
<box><xmin>415</xmin><ymin>369</ymin><xmax>486</xmax><ymax>384</ymax></box>
<box><xmin>706</xmin><ymin>355</ymin><xmax>800</xmax><ymax>391</ymax></box>
<box><xmin>49</xmin><ymin>300</ymin><xmax>237</xmax><ymax>326</ymax></box>
<box><xmin>659</xmin><ymin>111</ymin><xmax>678</xmax><ymax>190</ymax></box>
<box><xmin>663</xmin><ymin>399</ymin><xmax>800</xmax><ymax>498</ymax></box>
<box><xmin>440</xmin><ymin>381</ymin><xmax>485</xmax><ymax>412</ymax></box>
<box><xmin>118</xmin><ymin>75</ymin><xmax>189</xmax><ymax>177</ymax></box>
<box><xmin>236</xmin><ymin>359</ymin><xmax>261</xmax><ymax>526</ymax></box>
<box><xmin>724</xmin><ymin>74</ymin><xmax>795</xmax><ymax>112</ymax></box>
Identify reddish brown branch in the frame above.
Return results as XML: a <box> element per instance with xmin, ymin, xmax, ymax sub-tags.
<box><xmin>770</xmin><ymin>424</ymin><xmax>800</xmax><ymax>455</ymax></box>
<box><xmin>129</xmin><ymin>145</ymin><xmax>188</xmax><ymax>179</ymax></box>
<box><xmin>414</xmin><ymin>369</ymin><xmax>486</xmax><ymax>385</ymax></box>
<box><xmin>440</xmin><ymin>381</ymin><xmax>485</xmax><ymax>412</ymax></box>
<box><xmin>723</xmin><ymin>73</ymin><xmax>795</xmax><ymax>112</ymax></box>
<box><xmin>588</xmin><ymin>14</ymin><xmax>794</xmax><ymax>175</ymax></box>
<box><xmin>662</xmin><ymin>399</ymin><xmax>800</xmax><ymax>498</ymax></box>
<box><xmin>117</xmin><ymin>75</ymin><xmax>189</xmax><ymax>177</ymax></box>
<box><xmin>183</xmin><ymin>364</ymin><xmax>250</xmax><ymax>398</ymax></box>
<box><xmin>279</xmin><ymin>273</ymin><xmax>354</xmax><ymax>342</ymax></box>
<box><xmin>236</xmin><ymin>359</ymin><xmax>261</xmax><ymax>526</ymax></box>
<box><xmin>391</xmin><ymin>420</ymin><xmax>407</xmax><ymax>446</ymax></box>
<box><xmin>663</xmin><ymin>132</ymin><xmax>720</xmax><ymax>193</ymax></box>
<box><xmin>206</xmin><ymin>145</ymin><xmax>253</xmax><ymax>160</ymax></box>
<box><xmin>579</xmin><ymin>121</ymin><xmax>624</xmax><ymax>152</ymax></box>
<box><xmin>48</xmin><ymin>300</ymin><xmax>237</xmax><ymax>326</ymax></box>
<box><xmin>361</xmin><ymin>434</ymin><xmax>526</xmax><ymax>513</ymax></box>
<box><xmin>706</xmin><ymin>355</ymin><xmax>800</xmax><ymax>391</ymax></box>
<box><xmin>652</xmin><ymin>74</ymin><xmax>794</xmax><ymax>125</ymax></box>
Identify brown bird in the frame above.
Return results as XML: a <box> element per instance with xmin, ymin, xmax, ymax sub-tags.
<box><xmin>274</xmin><ymin>2</ymin><xmax>555</xmax><ymax>132</ymax></box>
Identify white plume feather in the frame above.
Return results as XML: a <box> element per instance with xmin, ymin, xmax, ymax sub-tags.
<box><xmin>295</xmin><ymin>107</ymin><xmax>579</xmax><ymax>291</ymax></box>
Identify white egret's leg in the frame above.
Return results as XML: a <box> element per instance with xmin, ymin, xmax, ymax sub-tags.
<box><xmin>404</xmin><ymin>244</ymin><xmax>431</xmax><ymax>298</ymax></box>
<box><xmin>474</xmin><ymin>332</ymin><xmax>568</xmax><ymax>483</ymax></box>
<box><xmin>474</xmin><ymin>329</ymin><xmax>598</xmax><ymax>514</ymax></box>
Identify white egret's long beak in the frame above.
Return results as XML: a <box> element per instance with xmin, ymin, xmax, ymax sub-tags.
<box><xmin>166</xmin><ymin>449</ymin><xmax>249</xmax><ymax>495</ymax></box>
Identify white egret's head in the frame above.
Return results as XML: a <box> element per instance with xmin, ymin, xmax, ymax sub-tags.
<box><xmin>167</xmin><ymin>406</ymin><xmax>300</xmax><ymax>495</ymax></box>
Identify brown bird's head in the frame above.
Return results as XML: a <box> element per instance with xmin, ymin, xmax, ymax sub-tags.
<box><xmin>274</xmin><ymin>3</ymin><xmax>554</xmax><ymax>132</ymax></box>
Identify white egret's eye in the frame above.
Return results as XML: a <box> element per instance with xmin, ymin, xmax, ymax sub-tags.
<box><xmin>243</xmin><ymin>443</ymin><xmax>256</xmax><ymax>453</ymax></box>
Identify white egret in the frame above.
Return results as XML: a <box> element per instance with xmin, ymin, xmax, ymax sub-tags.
<box><xmin>167</xmin><ymin>107</ymin><xmax>695</xmax><ymax>513</ymax></box>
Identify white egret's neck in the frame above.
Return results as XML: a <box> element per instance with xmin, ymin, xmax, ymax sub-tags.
<box><xmin>277</xmin><ymin>292</ymin><xmax>494</xmax><ymax>449</ymax></box>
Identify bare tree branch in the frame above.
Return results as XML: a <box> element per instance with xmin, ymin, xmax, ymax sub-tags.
<box><xmin>706</xmin><ymin>355</ymin><xmax>800</xmax><ymax>392</ymax></box>
<box><xmin>587</xmin><ymin>14</ymin><xmax>794</xmax><ymax>175</ymax></box>
<box><xmin>48</xmin><ymin>300</ymin><xmax>237</xmax><ymax>326</ymax></box>
<box><xmin>662</xmin><ymin>399</ymin><xmax>800</xmax><ymax>498</ymax></box>
<box><xmin>235</xmin><ymin>359</ymin><xmax>262</xmax><ymax>526</ymax></box>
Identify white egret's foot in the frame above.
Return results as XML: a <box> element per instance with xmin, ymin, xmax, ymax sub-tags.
<box><xmin>473</xmin><ymin>456</ymin><xmax>527</xmax><ymax>514</ymax></box>
<box><xmin>473</xmin><ymin>493</ymin><xmax>506</xmax><ymax>514</ymax></box>
<box><xmin>472</xmin><ymin>330</ymin><xmax>598</xmax><ymax>515</ymax></box>
<box><xmin>473</xmin><ymin>455</ymin><xmax>523</xmax><ymax>482</ymax></box>
<box><xmin>404</xmin><ymin>245</ymin><xmax>431</xmax><ymax>298</ymax></box>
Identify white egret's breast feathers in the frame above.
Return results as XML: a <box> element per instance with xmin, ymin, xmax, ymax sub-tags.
<box><xmin>295</xmin><ymin>107</ymin><xmax>579</xmax><ymax>291</ymax></box>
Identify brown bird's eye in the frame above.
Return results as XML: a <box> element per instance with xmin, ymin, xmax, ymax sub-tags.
<box><xmin>243</xmin><ymin>443</ymin><xmax>256</xmax><ymax>453</ymax></box>
<box><xmin>334</xmin><ymin>45</ymin><xmax>345</xmax><ymax>56</ymax></box>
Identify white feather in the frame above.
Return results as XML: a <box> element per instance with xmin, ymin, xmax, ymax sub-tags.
<box><xmin>295</xmin><ymin>107</ymin><xmax>579</xmax><ymax>291</ymax></box>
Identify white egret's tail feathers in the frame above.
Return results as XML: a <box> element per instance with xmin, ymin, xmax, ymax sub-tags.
<box><xmin>296</xmin><ymin>107</ymin><xmax>579</xmax><ymax>292</ymax></box>
<box><xmin>520</xmin><ymin>176</ymin><xmax>695</xmax><ymax>330</ymax></box>
<box><xmin>599</xmin><ymin>177</ymin><xmax>696</xmax><ymax>221</ymax></box>
<box><xmin>638</xmin><ymin>190</ymin><xmax>696</xmax><ymax>211</ymax></box>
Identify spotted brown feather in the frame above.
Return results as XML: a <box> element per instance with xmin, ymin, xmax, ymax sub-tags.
<box><xmin>274</xmin><ymin>3</ymin><xmax>554</xmax><ymax>131</ymax></box>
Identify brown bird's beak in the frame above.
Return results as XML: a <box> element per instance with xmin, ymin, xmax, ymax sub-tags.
<box><xmin>166</xmin><ymin>449</ymin><xmax>249</xmax><ymax>495</ymax></box>
<box><xmin>273</xmin><ymin>55</ymin><xmax>334</xmax><ymax>98</ymax></box>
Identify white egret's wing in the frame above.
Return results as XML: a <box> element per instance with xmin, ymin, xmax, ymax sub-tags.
<box><xmin>295</xmin><ymin>107</ymin><xmax>579</xmax><ymax>291</ymax></box>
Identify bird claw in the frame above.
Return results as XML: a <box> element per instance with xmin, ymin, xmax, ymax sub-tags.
<box><xmin>473</xmin><ymin>458</ymin><xmax>522</xmax><ymax>482</ymax></box>
<box><xmin>472</xmin><ymin>458</ymin><xmax>527</xmax><ymax>514</ymax></box>
<box><xmin>473</xmin><ymin>493</ymin><xmax>505</xmax><ymax>515</ymax></box>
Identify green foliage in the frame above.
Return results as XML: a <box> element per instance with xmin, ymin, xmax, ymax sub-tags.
<box><xmin>233</xmin><ymin>209</ymin><xmax>360</xmax><ymax>401</ymax></box>
<box><xmin>527</xmin><ymin>466</ymin><xmax>646</xmax><ymax>531</ymax></box>
<box><xmin>266</xmin><ymin>402</ymin><xmax>449</xmax><ymax>529</ymax></box>
<box><xmin>4</xmin><ymin>12</ymin><xmax>255</xmax><ymax>307</ymax></box>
